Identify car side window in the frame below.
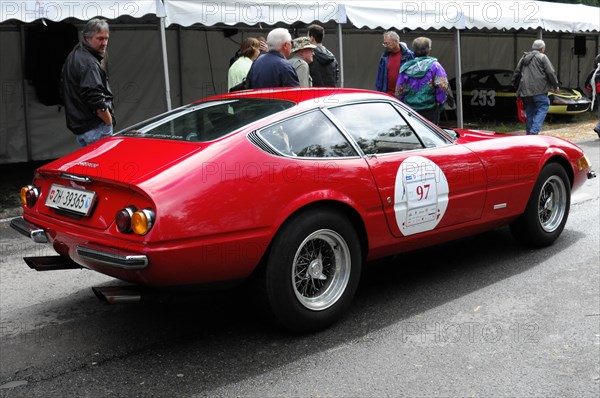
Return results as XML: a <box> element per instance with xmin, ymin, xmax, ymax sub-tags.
<box><xmin>257</xmin><ymin>110</ymin><xmax>358</xmax><ymax>158</ymax></box>
<box><xmin>328</xmin><ymin>102</ymin><xmax>423</xmax><ymax>155</ymax></box>
<box><xmin>395</xmin><ymin>105</ymin><xmax>452</xmax><ymax>148</ymax></box>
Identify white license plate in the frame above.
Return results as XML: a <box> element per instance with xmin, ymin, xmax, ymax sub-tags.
<box><xmin>45</xmin><ymin>184</ymin><xmax>96</xmax><ymax>216</ymax></box>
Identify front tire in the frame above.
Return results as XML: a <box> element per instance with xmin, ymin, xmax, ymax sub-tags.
<box><xmin>262</xmin><ymin>209</ymin><xmax>362</xmax><ymax>333</ymax></box>
<box><xmin>510</xmin><ymin>163</ymin><xmax>571</xmax><ymax>247</ymax></box>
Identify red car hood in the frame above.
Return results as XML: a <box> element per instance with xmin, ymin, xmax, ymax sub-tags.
<box><xmin>40</xmin><ymin>137</ymin><xmax>204</xmax><ymax>185</ymax></box>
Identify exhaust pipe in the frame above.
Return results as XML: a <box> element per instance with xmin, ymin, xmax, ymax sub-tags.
<box><xmin>23</xmin><ymin>256</ymin><xmax>82</xmax><ymax>271</ymax></box>
<box><xmin>92</xmin><ymin>285</ymin><xmax>148</xmax><ymax>304</ymax></box>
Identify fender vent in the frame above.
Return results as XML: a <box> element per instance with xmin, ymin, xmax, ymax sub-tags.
<box><xmin>247</xmin><ymin>131</ymin><xmax>280</xmax><ymax>156</ymax></box>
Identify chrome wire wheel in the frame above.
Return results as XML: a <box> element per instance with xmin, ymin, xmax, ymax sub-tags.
<box><xmin>537</xmin><ymin>175</ymin><xmax>567</xmax><ymax>233</ymax></box>
<box><xmin>291</xmin><ymin>229</ymin><xmax>351</xmax><ymax>311</ymax></box>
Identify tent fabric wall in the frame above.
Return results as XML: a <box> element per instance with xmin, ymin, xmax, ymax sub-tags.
<box><xmin>1</xmin><ymin>0</ymin><xmax>599</xmax><ymax>164</ymax></box>
<box><xmin>0</xmin><ymin>0</ymin><xmax>166</xmax><ymax>164</ymax></box>
<box><xmin>169</xmin><ymin>26</ymin><xmax>597</xmax><ymax>102</ymax></box>
<box><xmin>0</xmin><ymin>24</ymin><xmax>169</xmax><ymax>163</ymax></box>
<box><xmin>320</xmin><ymin>30</ymin><xmax>597</xmax><ymax>93</ymax></box>
<box><xmin>339</xmin><ymin>31</ymin><xmax>458</xmax><ymax>90</ymax></box>
<box><xmin>0</xmin><ymin>31</ymin><xmax>27</xmax><ymax>163</ymax></box>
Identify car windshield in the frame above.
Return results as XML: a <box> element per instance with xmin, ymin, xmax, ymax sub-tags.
<box><xmin>116</xmin><ymin>98</ymin><xmax>295</xmax><ymax>142</ymax></box>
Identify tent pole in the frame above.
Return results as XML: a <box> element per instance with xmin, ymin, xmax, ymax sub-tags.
<box><xmin>514</xmin><ymin>32</ymin><xmax>518</xmax><ymax>67</ymax></box>
<box><xmin>19</xmin><ymin>23</ymin><xmax>32</xmax><ymax>161</ymax></box>
<box><xmin>454</xmin><ymin>28</ymin><xmax>463</xmax><ymax>129</ymax></box>
<box><xmin>557</xmin><ymin>33</ymin><xmax>562</xmax><ymax>86</ymax></box>
<box><xmin>177</xmin><ymin>27</ymin><xmax>183</xmax><ymax>107</ymax></box>
<box><xmin>337</xmin><ymin>23</ymin><xmax>344</xmax><ymax>88</ymax></box>
<box><xmin>159</xmin><ymin>16</ymin><xmax>172</xmax><ymax>111</ymax></box>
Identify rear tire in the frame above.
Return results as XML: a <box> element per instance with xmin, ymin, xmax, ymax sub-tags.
<box><xmin>261</xmin><ymin>209</ymin><xmax>362</xmax><ymax>333</ymax></box>
<box><xmin>510</xmin><ymin>163</ymin><xmax>571</xmax><ymax>247</ymax></box>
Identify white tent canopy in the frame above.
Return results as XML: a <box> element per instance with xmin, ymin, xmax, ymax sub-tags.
<box><xmin>344</xmin><ymin>1</ymin><xmax>600</xmax><ymax>32</ymax></box>
<box><xmin>0</xmin><ymin>0</ymin><xmax>163</xmax><ymax>23</ymax></box>
<box><xmin>536</xmin><ymin>1</ymin><xmax>600</xmax><ymax>32</ymax></box>
<box><xmin>344</xmin><ymin>1</ymin><xmax>465</xmax><ymax>30</ymax></box>
<box><xmin>164</xmin><ymin>0</ymin><xmax>347</xmax><ymax>27</ymax></box>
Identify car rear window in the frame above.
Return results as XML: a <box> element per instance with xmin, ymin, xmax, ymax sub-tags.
<box><xmin>116</xmin><ymin>99</ymin><xmax>295</xmax><ymax>142</ymax></box>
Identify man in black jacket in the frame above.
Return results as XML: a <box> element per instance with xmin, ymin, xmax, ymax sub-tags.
<box><xmin>307</xmin><ymin>24</ymin><xmax>339</xmax><ymax>87</ymax></box>
<box><xmin>61</xmin><ymin>19</ymin><xmax>114</xmax><ymax>147</ymax></box>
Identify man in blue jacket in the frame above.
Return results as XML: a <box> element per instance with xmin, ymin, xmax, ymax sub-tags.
<box><xmin>61</xmin><ymin>19</ymin><xmax>115</xmax><ymax>147</ymax></box>
<box><xmin>375</xmin><ymin>31</ymin><xmax>414</xmax><ymax>95</ymax></box>
<box><xmin>246</xmin><ymin>28</ymin><xmax>300</xmax><ymax>89</ymax></box>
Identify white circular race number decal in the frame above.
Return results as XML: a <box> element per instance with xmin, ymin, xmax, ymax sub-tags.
<box><xmin>394</xmin><ymin>156</ymin><xmax>449</xmax><ymax>236</ymax></box>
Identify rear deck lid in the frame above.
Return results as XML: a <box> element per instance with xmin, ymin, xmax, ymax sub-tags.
<box><xmin>33</xmin><ymin>137</ymin><xmax>203</xmax><ymax>230</ymax></box>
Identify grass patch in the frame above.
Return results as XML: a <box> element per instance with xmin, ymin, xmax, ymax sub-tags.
<box><xmin>443</xmin><ymin>110</ymin><xmax>597</xmax><ymax>133</ymax></box>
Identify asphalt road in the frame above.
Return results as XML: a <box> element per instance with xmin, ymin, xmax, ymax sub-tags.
<box><xmin>0</xmin><ymin>140</ymin><xmax>598</xmax><ymax>397</ymax></box>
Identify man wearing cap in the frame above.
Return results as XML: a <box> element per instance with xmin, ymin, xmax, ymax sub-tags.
<box><xmin>246</xmin><ymin>28</ymin><xmax>300</xmax><ymax>89</ymax></box>
<box><xmin>289</xmin><ymin>37</ymin><xmax>316</xmax><ymax>87</ymax></box>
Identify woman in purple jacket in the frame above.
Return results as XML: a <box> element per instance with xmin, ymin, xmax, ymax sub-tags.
<box><xmin>395</xmin><ymin>37</ymin><xmax>450</xmax><ymax>125</ymax></box>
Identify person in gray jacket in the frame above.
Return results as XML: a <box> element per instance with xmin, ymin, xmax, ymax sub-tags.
<box><xmin>512</xmin><ymin>40</ymin><xmax>559</xmax><ymax>135</ymax></box>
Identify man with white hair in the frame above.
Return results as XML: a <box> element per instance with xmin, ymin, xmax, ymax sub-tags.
<box><xmin>246</xmin><ymin>28</ymin><xmax>300</xmax><ymax>89</ymax></box>
<box><xmin>375</xmin><ymin>30</ymin><xmax>414</xmax><ymax>95</ymax></box>
<box><xmin>512</xmin><ymin>39</ymin><xmax>559</xmax><ymax>135</ymax></box>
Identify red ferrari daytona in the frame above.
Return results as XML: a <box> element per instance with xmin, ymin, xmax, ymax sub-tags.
<box><xmin>11</xmin><ymin>88</ymin><xmax>596</xmax><ymax>332</ymax></box>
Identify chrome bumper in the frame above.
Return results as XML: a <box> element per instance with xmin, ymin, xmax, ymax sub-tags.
<box><xmin>77</xmin><ymin>243</ymin><xmax>148</xmax><ymax>270</ymax></box>
<box><xmin>10</xmin><ymin>217</ymin><xmax>49</xmax><ymax>243</ymax></box>
<box><xmin>10</xmin><ymin>217</ymin><xmax>148</xmax><ymax>270</ymax></box>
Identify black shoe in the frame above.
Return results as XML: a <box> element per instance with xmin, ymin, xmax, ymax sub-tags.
<box><xmin>595</xmin><ymin>126</ymin><xmax>600</xmax><ymax>137</ymax></box>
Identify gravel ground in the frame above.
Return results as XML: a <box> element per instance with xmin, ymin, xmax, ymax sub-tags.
<box><xmin>1</xmin><ymin>119</ymin><xmax>598</xmax><ymax>220</ymax></box>
<box><xmin>528</xmin><ymin>120</ymin><xmax>599</xmax><ymax>142</ymax></box>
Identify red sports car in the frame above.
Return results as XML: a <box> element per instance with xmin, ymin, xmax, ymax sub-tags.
<box><xmin>11</xmin><ymin>88</ymin><xmax>596</xmax><ymax>332</ymax></box>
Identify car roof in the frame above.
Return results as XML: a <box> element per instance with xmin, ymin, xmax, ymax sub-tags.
<box><xmin>198</xmin><ymin>87</ymin><xmax>395</xmax><ymax>108</ymax></box>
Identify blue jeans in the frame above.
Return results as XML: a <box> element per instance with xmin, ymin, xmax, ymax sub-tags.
<box><xmin>76</xmin><ymin>124</ymin><xmax>113</xmax><ymax>147</ymax></box>
<box><xmin>523</xmin><ymin>94</ymin><xmax>550</xmax><ymax>135</ymax></box>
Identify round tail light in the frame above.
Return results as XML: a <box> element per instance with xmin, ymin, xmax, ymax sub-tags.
<box><xmin>116</xmin><ymin>206</ymin><xmax>137</xmax><ymax>233</ymax></box>
<box><xmin>131</xmin><ymin>208</ymin><xmax>155</xmax><ymax>236</ymax></box>
<box><xmin>21</xmin><ymin>185</ymin><xmax>39</xmax><ymax>208</ymax></box>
